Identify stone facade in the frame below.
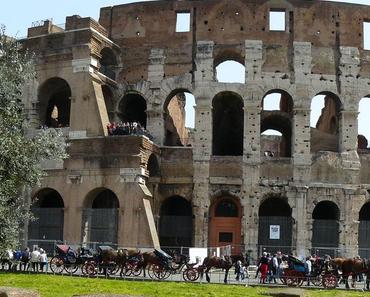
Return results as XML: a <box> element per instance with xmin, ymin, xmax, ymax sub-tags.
<box><xmin>21</xmin><ymin>0</ymin><xmax>370</xmax><ymax>258</ymax></box>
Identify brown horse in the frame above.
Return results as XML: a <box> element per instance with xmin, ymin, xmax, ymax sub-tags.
<box><xmin>331</xmin><ymin>257</ymin><xmax>367</xmax><ymax>289</ymax></box>
<box><xmin>139</xmin><ymin>250</ymin><xmax>186</xmax><ymax>278</ymax></box>
<box><xmin>200</xmin><ymin>255</ymin><xmax>235</xmax><ymax>284</ymax></box>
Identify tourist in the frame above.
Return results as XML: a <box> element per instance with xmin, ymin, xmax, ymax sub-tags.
<box><xmin>30</xmin><ymin>247</ymin><xmax>40</xmax><ymax>272</ymax></box>
<box><xmin>39</xmin><ymin>248</ymin><xmax>48</xmax><ymax>272</ymax></box>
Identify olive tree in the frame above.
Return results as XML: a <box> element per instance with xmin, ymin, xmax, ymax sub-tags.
<box><xmin>0</xmin><ymin>27</ymin><xmax>68</xmax><ymax>251</ymax></box>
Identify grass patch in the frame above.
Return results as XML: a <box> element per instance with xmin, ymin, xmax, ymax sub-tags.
<box><xmin>0</xmin><ymin>273</ymin><xmax>366</xmax><ymax>297</ymax></box>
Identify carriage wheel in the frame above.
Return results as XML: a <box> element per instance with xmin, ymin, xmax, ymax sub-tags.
<box><xmin>147</xmin><ymin>265</ymin><xmax>156</xmax><ymax>279</ymax></box>
<box><xmin>107</xmin><ymin>263</ymin><xmax>119</xmax><ymax>275</ymax></box>
<box><xmin>311</xmin><ymin>275</ymin><xmax>322</xmax><ymax>286</ymax></box>
<box><xmin>152</xmin><ymin>264</ymin><xmax>168</xmax><ymax>280</ymax></box>
<box><xmin>64</xmin><ymin>263</ymin><xmax>79</xmax><ymax>274</ymax></box>
<box><xmin>132</xmin><ymin>265</ymin><xmax>142</xmax><ymax>276</ymax></box>
<box><xmin>83</xmin><ymin>262</ymin><xmax>97</xmax><ymax>276</ymax></box>
<box><xmin>322</xmin><ymin>274</ymin><xmax>337</xmax><ymax>289</ymax></box>
<box><xmin>50</xmin><ymin>256</ymin><xmax>65</xmax><ymax>274</ymax></box>
<box><xmin>182</xmin><ymin>268</ymin><xmax>199</xmax><ymax>282</ymax></box>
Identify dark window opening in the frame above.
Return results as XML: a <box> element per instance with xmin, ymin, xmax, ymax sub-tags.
<box><xmin>147</xmin><ymin>154</ymin><xmax>160</xmax><ymax>177</ymax></box>
<box><xmin>102</xmin><ymin>85</ymin><xmax>115</xmax><ymax>122</ymax></box>
<box><xmin>360</xmin><ymin>203</ymin><xmax>370</xmax><ymax>221</ymax></box>
<box><xmin>159</xmin><ymin>196</ymin><xmax>193</xmax><ymax>247</ymax></box>
<box><xmin>99</xmin><ymin>48</ymin><xmax>117</xmax><ymax>80</ymax></box>
<box><xmin>119</xmin><ymin>93</ymin><xmax>147</xmax><ymax>128</ymax></box>
<box><xmin>39</xmin><ymin>77</ymin><xmax>71</xmax><ymax>128</ymax></box>
<box><xmin>215</xmin><ymin>199</ymin><xmax>238</xmax><ymax>217</ymax></box>
<box><xmin>91</xmin><ymin>189</ymin><xmax>119</xmax><ymax>209</ymax></box>
<box><xmin>259</xmin><ymin>197</ymin><xmax>291</xmax><ymax>217</ymax></box>
<box><xmin>212</xmin><ymin>92</ymin><xmax>243</xmax><ymax>156</ymax></box>
<box><xmin>219</xmin><ymin>232</ymin><xmax>233</xmax><ymax>243</ymax></box>
<box><xmin>312</xmin><ymin>201</ymin><xmax>340</xmax><ymax>220</ymax></box>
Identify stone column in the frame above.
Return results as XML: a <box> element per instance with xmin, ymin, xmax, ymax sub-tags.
<box><xmin>292</xmin><ymin>187</ymin><xmax>308</xmax><ymax>258</ymax></box>
<box><xmin>147</xmin><ymin>48</ymin><xmax>166</xmax><ymax>145</ymax></box>
<box><xmin>292</xmin><ymin>107</ymin><xmax>311</xmax><ymax>183</ymax></box>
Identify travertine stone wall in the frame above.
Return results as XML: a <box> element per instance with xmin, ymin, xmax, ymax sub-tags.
<box><xmin>21</xmin><ymin>0</ymin><xmax>370</xmax><ymax>256</ymax></box>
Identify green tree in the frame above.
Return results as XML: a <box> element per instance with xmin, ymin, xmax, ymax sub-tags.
<box><xmin>0</xmin><ymin>27</ymin><xmax>68</xmax><ymax>251</ymax></box>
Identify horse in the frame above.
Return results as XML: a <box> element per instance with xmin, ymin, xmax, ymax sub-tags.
<box><xmin>139</xmin><ymin>250</ymin><xmax>187</xmax><ymax>278</ymax></box>
<box><xmin>200</xmin><ymin>255</ymin><xmax>236</xmax><ymax>284</ymax></box>
<box><xmin>330</xmin><ymin>257</ymin><xmax>367</xmax><ymax>289</ymax></box>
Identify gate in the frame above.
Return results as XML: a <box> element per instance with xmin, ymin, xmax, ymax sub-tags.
<box><xmin>312</xmin><ymin>219</ymin><xmax>339</xmax><ymax>257</ymax></box>
<box><xmin>82</xmin><ymin>208</ymin><xmax>118</xmax><ymax>244</ymax></box>
<box><xmin>159</xmin><ymin>215</ymin><xmax>192</xmax><ymax>247</ymax></box>
<box><xmin>28</xmin><ymin>207</ymin><xmax>64</xmax><ymax>252</ymax></box>
<box><xmin>359</xmin><ymin>220</ymin><xmax>370</xmax><ymax>258</ymax></box>
<box><xmin>258</xmin><ymin>216</ymin><xmax>292</xmax><ymax>254</ymax></box>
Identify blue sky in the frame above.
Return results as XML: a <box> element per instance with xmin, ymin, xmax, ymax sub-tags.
<box><xmin>1</xmin><ymin>0</ymin><xmax>370</xmax><ymax>139</ymax></box>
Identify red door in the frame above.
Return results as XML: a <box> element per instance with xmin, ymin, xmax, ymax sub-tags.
<box><xmin>209</xmin><ymin>197</ymin><xmax>242</xmax><ymax>254</ymax></box>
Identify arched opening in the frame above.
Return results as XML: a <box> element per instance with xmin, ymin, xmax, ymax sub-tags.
<box><xmin>164</xmin><ymin>90</ymin><xmax>195</xmax><ymax>146</ymax></box>
<box><xmin>102</xmin><ymin>85</ymin><xmax>115</xmax><ymax>122</ymax></box>
<box><xmin>28</xmin><ymin>188</ymin><xmax>64</xmax><ymax>253</ymax></box>
<box><xmin>118</xmin><ymin>93</ymin><xmax>147</xmax><ymax>128</ymax></box>
<box><xmin>215</xmin><ymin>60</ymin><xmax>245</xmax><ymax>83</ymax></box>
<box><xmin>311</xmin><ymin>201</ymin><xmax>340</xmax><ymax>257</ymax></box>
<box><xmin>310</xmin><ymin>92</ymin><xmax>342</xmax><ymax>153</ymax></box>
<box><xmin>209</xmin><ymin>197</ymin><xmax>242</xmax><ymax>254</ymax></box>
<box><xmin>82</xmin><ymin>188</ymin><xmax>119</xmax><ymax>245</ymax></box>
<box><xmin>159</xmin><ymin>196</ymin><xmax>193</xmax><ymax>247</ymax></box>
<box><xmin>359</xmin><ymin>202</ymin><xmax>370</xmax><ymax>258</ymax></box>
<box><xmin>38</xmin><ymin>77</ymin><xmax>71</xmax><ymax>128</ymax></box>
<box><xmin>358</xmin><ymin>97</ymin><xmax>370</xmax><ymax>151</ymax></box>
<box><xmin>261</xmin><ymin>91</ymin><xmax>293</xmax><ymax>158</ymax></box>
<box><xmin>212</xmin><ymin>92</ymin><xmax>244</xmax><ymax>156</ymax></box>
<box><xmin>147</xmin><ymin>154</ymin><xmax>160</xmax><ymax>177</ymax></box>
<box><xmin>258</xmin><ymin>196</ymin><xmax>292</xmax><ymax>253</ymax></box>
<box><xmin>99</xmin><ymin>47</ymin><xmax>117</xmax><ymax>80</ymax></box>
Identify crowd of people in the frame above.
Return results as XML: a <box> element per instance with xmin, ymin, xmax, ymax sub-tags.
<box><xmin>1</xmin><ymin>247</ymin><xmax>48</xmax><ymax>272</ymax></box>
<box><xmin>107</xmin><ymin>121</ymin><xmax>153</xmax><ymax>140</ymax></box>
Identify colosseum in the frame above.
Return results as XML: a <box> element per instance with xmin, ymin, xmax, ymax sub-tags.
<box><xmin>21</xmin><ymin>0</ymin><xmax>370</xmax><ymax>259</ymax></box>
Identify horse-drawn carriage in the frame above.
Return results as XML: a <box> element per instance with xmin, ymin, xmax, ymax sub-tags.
<box><xmin>50</xmin><ymin>244</ymin><xmax>93</xmax><ymax>274</ymax></box>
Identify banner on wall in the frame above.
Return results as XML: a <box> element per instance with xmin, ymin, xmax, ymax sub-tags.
<box><xmin>269</xmin><ymin>225</ymin><xmax>280</xmax><ymax>240</ymax></box>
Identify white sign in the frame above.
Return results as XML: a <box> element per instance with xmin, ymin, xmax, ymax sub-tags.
<box><xmin>269</xmin><ymin>225</ymin><xmax>280</xmax><ymax>240</ymax></box>
<box><xmin>189</xmin><ymin>248</ymin><xmax>208</xmax><ymax>266</ymax></box>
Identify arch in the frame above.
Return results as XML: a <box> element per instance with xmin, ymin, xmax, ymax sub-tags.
<box><xmin>215</xmin><ymin>60</ymin><xmax>245</xmax><ymax>83</ymax></box>
<box><xmin>159</xmin><ymin>196</ymin><xmax>193</xmax><ymax>247</ymax></box>
<box><xmin>212</xmin><ymin>92</ymin><xmax>244</xmax><ymax>156</ymax></box>
<box><xmin>163</xmin><ymin>89</ymin><xmax>194</xmax><ymax>146</ymax></box>
<box><xmin>28</xmin><ymin>188</ymin><xmax>64</xmax><ymax>253</ymax></box>
<box><xmin>358</xmin><ymin>97</ymin><xmax>370</xmax><ymax>150</ymax></box>
<box><xmin>359</xmin><ymin>202</ymin><xmax>370</xmax><ymax>258</ymax></box>
<box><xmin>209</xmin><ymin>196</ymin><xmax>242</xmax><ymax>253</ymax></box>
<box><xmin>258</xmin><ymin>196</ymin><xmax>292</xmax><ymax>253</ymax></box>
<box><xmin>118</xmin><ymin>93</ymin><xmax>147</xmax><ymax>128</ymax></box>
<box><xmin>99</xmin><ymin>47</ymin><xmax>117</xmax><ymax>80</ymax></box>
<box><xmin>147</xmin><ymin>154</ymin><xmax>160</xmax><ymax>177</ymax></box>
<box><xmin>262</xmin><ymin>90</ymin><xmax>293</xmax><ymax>113</ymax></box>
<box><xmin>82</xmin><ymin>188</ymin><xmax>119</xmax><ymax>244</ymax></box>
<box><xmin>38</xmin><ymin>77</ymin><xmax>71</xmax><ymax>128</ymax></box>
<box><xmin>310</xmin><ymin>92</ymin><xmax>342</xmax><ymax>153</ymax></box>
<box><xmin>261</xmin><ymin>112</ymin><xmax>292</xmax><ymax>157</ymax></box>
<box><xmin>311</xmin><ymin>201</ymin><xmax>339</xmax><ymax>256</ymax></box>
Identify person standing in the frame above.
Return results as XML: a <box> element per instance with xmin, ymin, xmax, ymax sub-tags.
<box><xmin>259</xmin><ymin>252</ymin><xmax>269</xmax><ymax>284</ymax></box>
<box><xmin>20</xmin><ymin>247</ymin><xmax>30</xmax><ymax>271</ymax></box>
<box><xmin>39</xmin><ymin>249</ymin><xmax>48</xmax><ymax>272</ymax></box>
<box><xmin>305</xmin><ymin>256</ymin><xmax>312</xmax><ymax>286</ymax></box>
<box><xmin>30</xmin><ymin>247</ymin><xmax>40</xmax><ymax>272</ymax></box>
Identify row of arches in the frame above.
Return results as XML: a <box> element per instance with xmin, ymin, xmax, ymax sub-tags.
<box><xmin>28</xmin><ymin>188</ymin><xmax>370</xmax><ymax>257</ymax></box>
<box><xmin>37</xmin><ymin>76</ymin><xmax>370</xmax><ymax>154</ymax></box>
